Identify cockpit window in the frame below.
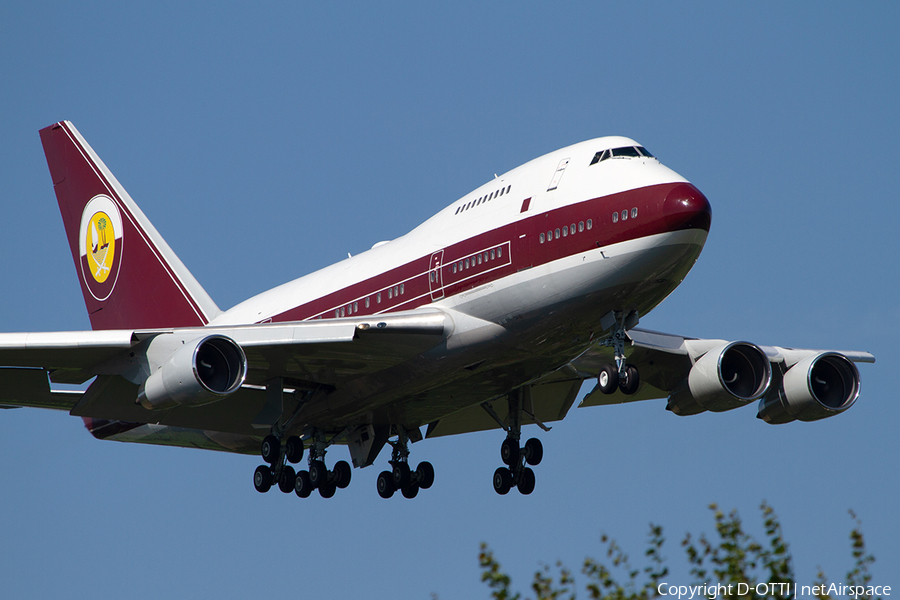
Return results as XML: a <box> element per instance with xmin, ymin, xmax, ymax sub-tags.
<box><xmin>590</xmin><ymin>149</ymin><xmax>609</xmax><ymax>165</ymax></box>
<box><xmin>591</xmin><ymin>146</ymin><xmax>654</xmax><ymax>165</ymax></box>
<box><xmin>612</xmin><ymin>146</ymin><xmax>641</xmax><ymax>158</ymax></box>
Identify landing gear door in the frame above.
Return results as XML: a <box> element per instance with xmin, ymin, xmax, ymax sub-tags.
<box><xmin>429</xmin><ymin>250</ymin><xmax>444</xmax><ymax>301</ymax></box>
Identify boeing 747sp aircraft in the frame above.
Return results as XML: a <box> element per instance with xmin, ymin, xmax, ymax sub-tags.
<box><xmin>0</xmin><ymin>121</ymin><xmax>874</xmax><ymax>499</ymax></box>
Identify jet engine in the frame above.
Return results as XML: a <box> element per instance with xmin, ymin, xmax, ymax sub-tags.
<box><xmin>137</xmin><ymin>335</ymin><xmax>247</xmax><ymax>410</ymax></box>
<box><xmin>757</xmin><ymin>352</ymin><xmax>860</xmax><ymax>424</ymax></box>
<box><xmin>667</xmin><ymin>342</ymin><xmax>771</xmax><ymax>415</ymax></box>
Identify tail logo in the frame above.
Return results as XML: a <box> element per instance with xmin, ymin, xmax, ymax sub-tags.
<box><xmin>78</xmin><ymin>195</ymin><xmax>123</xmax><ymax>301</ymax></box>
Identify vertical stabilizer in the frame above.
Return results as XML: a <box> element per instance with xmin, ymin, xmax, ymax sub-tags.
<box><xmin>39</xmin><ymin>121</ymin><xmax>222</xmax><ymax>330</ymax></box>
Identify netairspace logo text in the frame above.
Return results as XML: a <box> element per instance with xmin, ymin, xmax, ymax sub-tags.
<box><xmin>657</xmin><ymin>582</ymin><xmax>892</xmax><ymax>599</ymax></box>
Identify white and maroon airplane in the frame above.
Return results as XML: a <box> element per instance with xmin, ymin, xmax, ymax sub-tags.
<box><xmin>0</xmin><ymin>121</ymin><xmax>874</xmax><ymax>499</ymax></box>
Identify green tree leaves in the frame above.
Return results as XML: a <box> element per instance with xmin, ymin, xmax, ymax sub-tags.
<box><xmin>480</xmin><ymin>503</ymin><xmax>878</xmax><ymax>600</ymax></box>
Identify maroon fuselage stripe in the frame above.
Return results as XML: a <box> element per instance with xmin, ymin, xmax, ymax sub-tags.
<box><xmin>267</xmin><ymin>182</ymin><xmax>711</xmax><ymax>324</ymax></box>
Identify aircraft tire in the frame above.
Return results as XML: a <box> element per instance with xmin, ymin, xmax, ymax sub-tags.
<box><xmin>524</xmin><ymin>438</ymin><xmax>543</xmax><ymax>466</ymax></box>
<box><xmin>619</xmin><ymin>364</ymin><xmax>640</xmax><ymax>395</ymax></box>
<box><xmin>309</xmin><ymin>460</ymin><xmax>328</xmax><ymax>488</ymax></box>
<box><xmin>401</xmin><ymin>483</ymin><xmax>419</xmax><ymax>499</ymax></box>
<box><xmin>261</xmin><ymin>435</ymin><xmax>281</xmax><ymax>464</ymax></box>
<box><xmin>517</xmin><ymin>467</ymin><xmax>536</xmax><ymax>495</ymax></box>
<box><xmin>253</xmin><ymin>465</ymin><xmax>273</xmax><ymax>493</ymax></box>
<box><xmin>318</xmin><ymin>481</ymin><xmax>336</xmax><ymax>499</ymax></box>
<box><xmin>285</xmin><ymin>436</ymin><xmax>304</xmax><ymax>464</ymax></box>
<box><xmin>377</xmin><ymin>471</ymin><xmax>395</xmax><ymax>499</ymax></box>
<box><xmin>416</xmin><ymin>461</ymin><xmax>435</xmax><ymax>489</ymax></box>
<box><xmin>598</xmin><ymin>365</ymin><xmax>619</xmax><ymax>394</ymax></box>
<box><xmin>493</xmin><ymin>467</ymin><xmax>513</xmax><ymax>495</ymax></box>
<box><xmin>333</xmin><ymin>460</ymin><xmax>352</xmax><ymax>489</ymax></box>
<box><xmin>295</xmin><ymin>470</ymin><xmax>313</xmax><ymax>498</ymax></box>
<box><xmin>500</xmin><ymin>438</ymin><xmax>519</xmax><ymax>466</ymax></box>
<box><xmin>278</xmin><ymin>466</ymin><xmax>296</xmax><ymax>493</ymax></box>
<box><xmin>392</xmin><ymin>462</ymin><xmax>411</xmax><ymax>488</ymax></box>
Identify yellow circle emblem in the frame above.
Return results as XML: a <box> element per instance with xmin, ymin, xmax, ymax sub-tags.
<box><xmin>85</xmin><ymin>211</ymin><xmax>116</xmax><ymax>283</ymax></box>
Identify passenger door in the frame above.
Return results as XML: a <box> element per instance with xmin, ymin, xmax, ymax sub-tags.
<box><xmin>428</xmin><ymin>250</ymin><xmax>444</xmax><ymax>300</ymax></box>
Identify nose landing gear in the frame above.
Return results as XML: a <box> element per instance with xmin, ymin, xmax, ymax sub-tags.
<box><xmin>597</xmin><ymin>311</ymin><xmax>641</xmax><ymax>396</ymax></box>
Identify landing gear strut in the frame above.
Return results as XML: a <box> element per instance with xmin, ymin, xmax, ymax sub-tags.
<box><xmin>490</xmin><ymin>389</ymin><xmax>544</xmax><ymax>496</ymax></box>
<box><xmin>376</xmin><ymin>428</ymin><xmax>434</xmax><ymax>499</ymax></box>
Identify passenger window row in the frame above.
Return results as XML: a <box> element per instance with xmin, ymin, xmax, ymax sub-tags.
<box><xmin>455</xmin><ymin>184</ymin><xmax>513</xmax><ymax>215</ymax></box>
<box><xmin>611</xmin><ymin>207</ymin><xmax>638</xmax><ymax>223</ymax></box>
<box><xmin>451</xmin><ymin>244</ymin><xmax>505</xmax><ymax>274</ymax></box>
<box><xmin>539</xmin><ymin>219</ymin><xmax>592</xmax><ymax>244</ymax></box>
<box><xmin>589</xmin><ymin>146</ymin><xmax>654</xmax><ymax>166</ymax></box>
<box><xmin>334</xmin><ymin>283</ymin><xmax>405</xmax><ymax>318</ymax></box>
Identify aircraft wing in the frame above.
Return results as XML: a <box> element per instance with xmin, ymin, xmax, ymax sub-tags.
<box><xmin>425</xmin><ymin>327</ymin><xmax>875</xmax><ymax>438</ymax></box>
<box><xmin>573</xmin><ymin>328</ymin><xmax>874</xmax><ymax>423</ymax></box>
<box><xmin>0</xmin><ymin>310</ymin><xmax>449</xmax><ymax>434</ymax></box>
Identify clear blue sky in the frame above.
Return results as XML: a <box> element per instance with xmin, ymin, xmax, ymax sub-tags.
<box><xmin>1</xmin><ymin>2</ymin><xmax>897</xmax><ymax>597</ymax></box>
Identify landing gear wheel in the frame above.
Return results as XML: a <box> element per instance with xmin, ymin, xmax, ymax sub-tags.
<box><xmin>261</xmin><ymin>435</ymin><xmax>280</xmax><ymax>464</ymax></box>
<box><xmin>309</xmin><ymin>460</ymin><xmax>328</xmax><ymax>488</ymax></box>
<box><xmin>294</xmin><ymin>470</ymin><xmax>313</xmax><ymax>498</ymax></box>
<box><xmin>377</xmin><ymin>471</ymin><xmax>396</xmax><ymax>499</ymax></box>
<box><xmin>415</xmin><ymin>461</ymin><xmax>435</xmax><ymax>489</ymax></box>
<box><xmin>278</xmin><ymin>465</ymin><xmax>296</xmax><ymax>493</ymax></box>
<box><xmin>493</xmin><ymin>467</ymin><xmax>513</xmax><ymax>495</ymax></box>
<box><xmin>401</xmin><ymin>483</ymin><xmax>420</xmax><ymax>499</ymax></box>
<box><xmin>517</xmin><ymin>467</ymin><xmax>536</xmax><ymax>495</ymax></box>
<box><xmin>392</xmin><ymin>462</ymin><xmax>411</xmax><ymax>488</ymax></box>
<box><xmin>500</xmin><ymin>438</ymin><xmax>519</xmax><ymax>466</ymax></box>
<box><xmin>285</xmin><ymin>436</ymin><xmax>304</xmax><ymax>464</ymax></box>
<box><xmin>598</xmin><ymin>364</ymin><xmax>619</xmax><ymax>395</ymax></box>
<box><xmin>619</xmin><ymin>364</ymin><xmax>640</xmax><ymax>395</ymax></box>
<box><xmin>253</xmin><ymin>465</ymin><xmax>272</xmax><ymax>493</ymax></box>
<box><xmin>333</xmin><ymin>460</ymin><xmax>352</xmax><ymax>489</ymax></box>
<box><xmin>318</xmin><ymin>482</ymin><xmax>336</xmax><ymax>499</ymax></box>
<box><xmin>524</xmin><ymin>438</ymin><xmax>543</xmax><ymax>466</ymax></box>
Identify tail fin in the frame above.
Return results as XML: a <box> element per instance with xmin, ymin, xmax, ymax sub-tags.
<box><xmin>39</xmin><ymin>121</ymin><xmax>221</xmax><ymax>330</ymax></box>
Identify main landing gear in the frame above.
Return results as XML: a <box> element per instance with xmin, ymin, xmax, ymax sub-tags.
<box><xmin>596</xmin><ymin>311</ymin><xmax>641</xmax><ymax>396</ymax></box>
<box><xmin>489</xmin><ymin>388</ymin><xmax>546</xmax><ymax>496</ymax></box>
<box><xmin>253</xmin><ymin>434</ymin><xmax>305</xmax><ymax>494</ymax></box>
<box><xmin>376</xmin><ymin>428</ymin><xmax>434</xmax><ymax>499</ymax></box>
<box><xmin>253</xmin><ymin>432</ymin><xmax>352</xmax><ymax>499</ymax></box>
<box><xmin>493</xmin><ymin>436</ymin><xmax>543</xmax><ymax>495</ymax></box>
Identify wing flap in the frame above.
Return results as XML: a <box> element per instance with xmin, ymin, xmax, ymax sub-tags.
<box><xmin>0</xmin><ymin>368</ymin><xmax>82</xmax><ymax>411</ymax></box>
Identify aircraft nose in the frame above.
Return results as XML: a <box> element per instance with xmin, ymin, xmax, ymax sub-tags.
<box><xmin>663</xmin><ymin>183</ymin><xmax>712</xmax><ymax>232</ymax></box>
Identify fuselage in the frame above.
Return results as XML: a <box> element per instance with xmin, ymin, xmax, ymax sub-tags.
<box><xmin>210</xmin><ymin>137</ymin><xmax>713</xmax><ymax>432</ymax></box>
<box><xmin>213</xmin><ymin>136</ymin><xmax>710</xmax><ymax>328</ymax></box>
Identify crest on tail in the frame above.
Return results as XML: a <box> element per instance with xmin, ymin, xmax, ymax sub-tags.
<box><xmin>79</xmin><ymin>194</ymin><xmax>123</xmax><ymax>300</ymax></box>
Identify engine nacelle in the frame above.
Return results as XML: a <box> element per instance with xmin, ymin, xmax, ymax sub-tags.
<box><xmin>137</xmin><ymin>335</ymin><xmax>247</xmax><ymax>410</ymax></box>
<box><xmin>667</xmin><ymin>342</ymin><xmax>772</xmax><ymax>415</ymax></box>
<box><xmin>757</xmin><ymin>352</ymin><xmax>859</xmax><ymax>424</ymax></box>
